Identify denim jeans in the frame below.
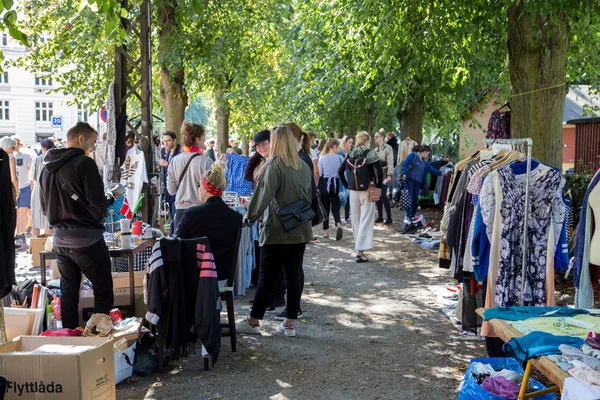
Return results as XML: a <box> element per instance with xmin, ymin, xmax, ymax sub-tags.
<box><xmin>406</xmin><ymin>179</ymin><xmax>421</xmax><ymax>219</ymax></box>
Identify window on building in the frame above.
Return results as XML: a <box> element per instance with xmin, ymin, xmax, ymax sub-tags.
<box><xmin>35</xmin><ymin>102</ymin><xmax>53</xmax><ymax>122</ymax></box>
<box><xmin>0</xmin><ymin>72</ymin><xmax>8</xmax><ymax>84</ymax></box>
<box><xmin>34</xmin><ymin>77</ymin><xmax>52</xmax><ymax>87</ymax></box>
<box><xmin>0</xmin><ymin>101</ymin><xmax>9</xmax><ymax>120</ymax></box>
<box><xmin>1</xmin><ymin>34</ymin><xmax>7</xmax><ymax>47</ymax></box>
<box><xmin>77</xmin><ymin>105</ymin><xmax>88</xmax><ymax>122</ymax></box>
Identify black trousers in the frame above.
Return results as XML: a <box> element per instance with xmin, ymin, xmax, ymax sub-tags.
<box><xmin>55</xmin><ymin>240</ymin><xmax>114</xmax><ymax>329</ymax></box>
<box><xmin>344</xmin><ymin>202</ymin><xmax>350</xmax><ymax>220</ymax></box>
<box><xmin>251</xmin><ymin>243</ymin><xmax>306</xmax><ymax>320</ymax></box>
<box><xmin>320</xmin><ymin>179</ymin><xmax>341</xmax><ymax>230</ymax></box>
<box><xmin>376</xmin><ymin>183</ymin><xmax>392</xmax><ymax>221</ymax></box>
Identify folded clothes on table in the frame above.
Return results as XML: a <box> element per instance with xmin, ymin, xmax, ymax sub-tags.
<box><xmin>483</xmin><ymin>306</ymin><xmax>588</xmax><ymax>321</ymax></box>
<box><xmin>504</xmin><ymin>331</ymin><xmax>585</xmax><ymax>362</ymax></box>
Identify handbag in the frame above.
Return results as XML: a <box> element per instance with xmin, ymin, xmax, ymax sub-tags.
<box><xmin>398</xmin><ymin>180</ymin><xmax>411</xmax><ymax>211</ymax></box>
<box><xmin>273</xmin><ymin>199</ymin><xmax>315</xmax><ymax>231</ymax></box>
<box><xmin>368</xmin><ymin>184</ymin><xmax>381</xmax><ymax>203</ymax></box>
<box><xmin>311</xmin><ymin>190</ymin><xmax>326</xmax><ymax>226</ymax></box>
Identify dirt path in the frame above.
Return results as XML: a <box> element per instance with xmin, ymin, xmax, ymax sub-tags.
<box><xmin>117</xmin><ymin>207</ymin><xmax>485</xmax><ymax>400</ymax></box>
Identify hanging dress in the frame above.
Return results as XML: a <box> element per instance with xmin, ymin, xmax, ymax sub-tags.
<box><xmin>30</xmin><ymin>155</ymin><xmax>50</xmax><ymax>230</ymax></box>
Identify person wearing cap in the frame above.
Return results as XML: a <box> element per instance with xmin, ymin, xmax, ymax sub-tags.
<box><xmin>30</xmin><ymin>139</ymin><xmax>55</xmax><ymax>236</ymax></box>
<box><xmin>244</xmin><ymin>130</ymin><xmax>270</xmax><ymax>184</ymax></box>
<box><xmin>205</xmin><ymin>138</ymin><xmax>216</xmax><ymax>161</ymax></box>
<box><xmin>159</xmin><ymin>131</ymin><xmax>181</xmax><ymax>220</ymax></box>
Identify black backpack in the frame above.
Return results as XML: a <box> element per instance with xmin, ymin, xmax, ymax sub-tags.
<box><xmin>344</xmin><ymin>149</ymin><xmax>374</xmax><ymax>191</ymax></box>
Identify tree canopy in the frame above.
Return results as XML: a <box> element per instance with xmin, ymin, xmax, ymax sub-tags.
<box><xmin>11</xmin><ymin>0</ymin><xmax>600</xmax><ymax>164</ymax></box>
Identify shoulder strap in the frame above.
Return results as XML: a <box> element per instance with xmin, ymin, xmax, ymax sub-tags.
<box><xmin>176</xmin><ymin>153</ymin><xmax>201</xmax><ymax>188</ymax></box>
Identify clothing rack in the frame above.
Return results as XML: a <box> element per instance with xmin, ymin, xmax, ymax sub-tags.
<box><xmin>483</xmin><ymin>138</ymin><xmax>533</xmax><ymax>306</ymax></box>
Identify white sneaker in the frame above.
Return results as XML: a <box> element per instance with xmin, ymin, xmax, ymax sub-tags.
<box><xmin>276</xmin><ymin>322</ymin><xmax>296</xmax><ymax>337</ymax></box>
<box><xmin>235</xmin><ymin>319</ymin><xmax>261</xmax><ymax>335</ymax></box>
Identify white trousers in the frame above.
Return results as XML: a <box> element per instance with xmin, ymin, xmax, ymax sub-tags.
<box><xmin>349</xmin><ymin>190</ymin><xmax>375</xmax><ymax>251</ymax></box>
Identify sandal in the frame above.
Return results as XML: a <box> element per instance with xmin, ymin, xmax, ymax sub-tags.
<box><xmin>323</xmin><ymin>233</ymin><xmax>329</xmax><ymax>239</ymax></box>
<box><xmin>356</xmin><ymin>254</ymin><xmax>369</xmax><ymax>263</ymax></box>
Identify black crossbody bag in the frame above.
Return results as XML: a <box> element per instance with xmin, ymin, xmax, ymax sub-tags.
<box><xmin>271</xmin><ymin>164</ymin><xmax>315</xmax><ymax>231</ymax></box>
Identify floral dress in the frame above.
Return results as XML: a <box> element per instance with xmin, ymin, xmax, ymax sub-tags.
<box><xmin>481</xmin><ymin>164</ymin><xmax>563</xmax><ymax>306</ymax></box>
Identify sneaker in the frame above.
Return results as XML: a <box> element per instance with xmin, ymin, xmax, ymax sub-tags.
<box><xmin>374</xmin><ymin>217</ymin><xmax>384</xmax><ymax>223</ymax></box>
<box><xmin>276</xmin><ymin>322</ymin><xmax>296</xmax><ymax>337</ymax></box>
<box><xmin>235</xmin><ymin>319</ymin><xmax>261</xmax><ymax>335</ymax></box>
<box><xmin>275</xmin><ymin>308</ymin><xmax>303</xmax><ymax>321</ymax></box>
<box><xmin>384</xmin><ymin>219</ymin><xmax>393</xmax><ymax>225</ymax></box>
<box><xmin>335</xmin><ymin>226</ymin><xmax>343</xmax><ymax>241</ymax></box>
<box><xmin>344</xmin><ymin>218</ymin><xmax>351</xmax><ymax>225</ymax></box>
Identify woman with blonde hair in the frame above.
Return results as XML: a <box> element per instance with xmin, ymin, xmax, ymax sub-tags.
<box><xmin>318</xmin><ymin>138</ymin><xmax>343</xmax><ymax>240</ymax></box>
<box><xmin>176</xmin><ymin>160</ymin><xmax>243</xmax><ymax>282</ymax></box>
<box><xmin>237</xmin><ymin>125</ymin><xmax>313</xmax><ymax>337</ymax></box>
<box><xmin>339</xmin><ymin>131</ymin><xmax>383</xmax><ymax>262</ymax></box>
<box><xmin>167</xmin><ymin>120</ymin><xmax>213</xmax><ymax>232</ymax></box>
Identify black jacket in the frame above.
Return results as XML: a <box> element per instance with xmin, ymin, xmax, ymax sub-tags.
<box><xmin>0</xmin><ymin>148</ymin><xmax>16</xmax><ymax>298</ymax></box>
<box><xmin>299</xmin><ymin>149</ymin><xmax>317</xmax><ymax>198</ymax></box>
<box><xmin>146</xmin><ymin>237</ymin><xmax>221</xmax><ymax>364</ymax></box>
<box><xmin>40</xmin><ymin>148</ymin><xmax>113</xmax><ymax>235</ymax></box>
<box><xmin>175</xmin><ymin>197</ymin><xmax>243</xmax><ymax>280</ymax></box>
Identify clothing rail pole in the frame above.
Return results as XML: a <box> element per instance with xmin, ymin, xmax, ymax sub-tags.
<box><xmin>483</xmin><ymin>138</ymin><xmax>533</xmax><ymax>306</ymax></box>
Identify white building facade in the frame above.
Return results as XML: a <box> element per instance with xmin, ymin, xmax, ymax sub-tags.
<box><xmin>0</xmin><ymin>33</ymin><xmax>100</xmax><ymax>145</ymax></box>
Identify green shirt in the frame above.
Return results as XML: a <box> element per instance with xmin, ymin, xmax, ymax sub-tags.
<box><xmin>248</xmin><ymin>157</ymin><xmax>313</xmax><ymax>246</ymax></box>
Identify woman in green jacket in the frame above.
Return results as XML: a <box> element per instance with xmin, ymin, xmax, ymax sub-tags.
<box><xmin>236</xmin><ymin>125</ymin><xmax>313</xmax><ymax>337</ymax></box>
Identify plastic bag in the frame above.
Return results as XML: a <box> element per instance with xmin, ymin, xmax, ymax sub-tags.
<box><xmin>339</xmin><ymin>184</ymin><xmax>349</xmax><ymax>207</ymax></box>
<box><xmin>458</xmin><ymin>358</ymin><xmax>556</xmax><ymax>400</ymax></box>
<box><xmin>83</xmin><ymin>313</ymin><xmax>113</xmax><ymax>337</ymax></box>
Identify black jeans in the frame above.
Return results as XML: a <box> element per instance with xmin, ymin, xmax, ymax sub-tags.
<box><xmin>55</xmin><ymin>240</ymin><xmax>114</xmax><ymax>329</ymax></box>
<box><xmin>376</xmin><ymin>183</ymin><xmax>392</xmax><ymax>221</ymax></box>
<box><xmin>320</xmin><ymin>179</ymin><xmax>341</xmax><ymax>230</ymax></box>
<box><xmin>344</xmin><ymin>202</ymin><xmax>350</xmax><ymax>220</ymax></box>
<box><xmin>251</xmin><ymin>243</ymin><xmax>306</xmax><ymax>320</ymax></box>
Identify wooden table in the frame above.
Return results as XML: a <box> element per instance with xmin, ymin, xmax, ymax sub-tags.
<box><xmin>476</xmin><ymin>308</ymin><xmax>567</xmax><ymax>399</ymax></box>
<box><xmin>40</xmin><ymin>239</ymin><xmax>154</xmax><ymax>316</ymax></box>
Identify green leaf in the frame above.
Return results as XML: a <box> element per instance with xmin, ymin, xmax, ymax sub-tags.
<box><xmin>3</xmin><ymin>10</ymin><xmax>17</xmax><ymax>26</ymax></box>
<box><xmin>120</xmin><ymin>7</ymin><xmax>128</xmax><ymax>18</ymax></box>
<box><xmin>4</xmin><ymin>0</ymin><xmax>13</xmax><ymax>10</ymax></box>
<box><xmin>192</xmin><ymin>0</ymin><xmax>202</xmax><ymax>15</ymax></box>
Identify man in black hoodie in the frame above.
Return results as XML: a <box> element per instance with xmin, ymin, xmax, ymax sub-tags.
<box><xmin>40</xmin><ymin>122</ymin><xmax>120</xmax><ymax>329</ymax></box>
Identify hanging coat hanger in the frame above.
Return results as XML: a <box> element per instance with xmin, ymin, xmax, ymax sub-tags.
<box><xmin>496</xmin><ymin>101</ymin><xmax>511</xmax><ymax>112</ymax></box>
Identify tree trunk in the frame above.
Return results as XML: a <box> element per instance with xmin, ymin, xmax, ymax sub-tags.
<box><xmin>507</xmin><ymin>2</ymin><xmax>569</xmax><ymax>168</ymax></box>
<box><xmin>215</xmin><ymin>83</ymin><xmax>231</xmax><ymax>155</ymax></box>
<box><xmin>158</xmin><ymin>0</ymin><xmax>187</xmax><ymax>141</ymax></box>
<box><xmin>365</xmin><ymin>105</ymin><xmax>376</xmax><ymax>135</ymax></box>
<box><xmin>396</xmin><ymin>93</ymin><xmax>424</xmax><ymax>143</ymax></box>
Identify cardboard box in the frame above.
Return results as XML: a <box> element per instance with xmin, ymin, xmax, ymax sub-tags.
<box><xmin>78</xmin><ymin>288</ymin><xmax>145</xmax><ymax>326</ymax></box>
<box><xmin>111</xmin><ymin>271</ymin><xmax>145</xmax><ymax>289</ymax></box>
<box><xmin>29</xmin><ymin>234</ymin><xmax>52</xmax><ymax>268</ymax></box>
<box><xmin>5</xmin><ymin>307</ymin><xmax>46</xmax><ymax>340</ymax></box>
<box><xmin>0</xmin><ymin>336</ymin><xmax>115</xmax><ymax>400</ymax></box>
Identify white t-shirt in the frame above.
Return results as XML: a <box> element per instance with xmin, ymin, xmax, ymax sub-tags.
<box><xmin>310</xmin><ymin>148</ymin><xmax>318</xmax><ymax>161</ymax></box>
<box><xmin>14</xmin><ymin>153</ymin><xmax>33</xmax><ymax>189</ymax></box>
<box><xmin>120</xmin><ymin>146</ymin><xmax>148</xmax><ymax>215</ymax></box>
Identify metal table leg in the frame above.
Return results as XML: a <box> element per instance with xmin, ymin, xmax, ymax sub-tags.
<box><xmin>129</xmin><ymin>253</ymin><xmax>136</xmax><ymax>316</ymax></box>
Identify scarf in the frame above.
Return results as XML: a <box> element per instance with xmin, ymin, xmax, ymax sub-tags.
<box><xmin>574</xmin><ymin>169</ymin><xmax>600</xmax><ymax>308</ymax></box>
<box><xmin>182</xmin><ymin>146</ymin><xmax>204</xmax><ymax>155</ymax></box>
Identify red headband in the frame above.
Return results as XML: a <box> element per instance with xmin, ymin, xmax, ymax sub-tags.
<box><xmin>201</xmin><ymin>176</ymin><xmax>223</xmax><ymax>197</ymax></box>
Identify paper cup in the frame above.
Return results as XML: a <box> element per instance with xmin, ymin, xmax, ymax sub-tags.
<box><xmin>119</xmin><ymin>219</ymin><xmax>131</xmax><ymax>233</ymax></box>
<box><xmin>121</xmin><ymin>232</ymin><xmax>132</xmax><ymax>248</ymax></box>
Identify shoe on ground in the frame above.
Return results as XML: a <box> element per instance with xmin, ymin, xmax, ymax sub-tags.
<box><xmin>235</xmin><ymin>319</ymin><xmax>261</xmax><ymax>335</ymax></box>
<box><xmin>344</xmin><ymin>218</ymin><xmax>351</xmax><ymax>225</ymax></box>
<box><xmin>356</xmin><ymin>254</ymin><xmax>369</xmax><ymax>263</ymax></box>
<box><xmin>275</xmin><ymin>308</ymin><xmax>304</xmax><ymax>321</ymax></box>
<box><xmin>374</xmin><ymin>217</ymin><xmax>384</xmax><ymax>223</ymax></box>
<box><xmin>336</xmin><ymin>226</ymin><xmax>343</xmax><ymax>241</ymax></box>
<box><xmin>276</xmin><ymin>322</ymin><xmax>296</xmax><ymax>337</ymax></box>
<box><xmin>384</xmin><ymin>219</ymin><xmax>393</xmax><ymax>225</ymax></box>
